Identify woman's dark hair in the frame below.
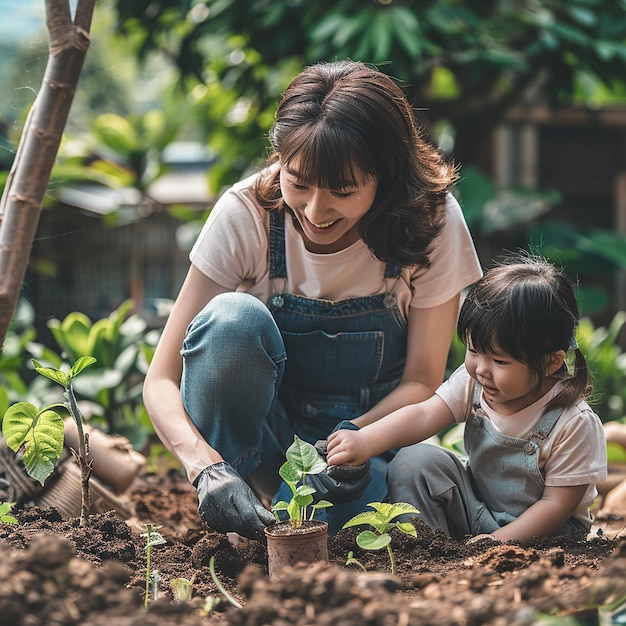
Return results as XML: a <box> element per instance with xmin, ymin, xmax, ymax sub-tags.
<box><xmin>457</xmin><ymin>255</ymin><xmax>591</xmax><ymax>410</ymax></box>
<box><xmin>254</xmin><ymin>60</ymin><xmax>456</xmax><ymax>268</ymax></box>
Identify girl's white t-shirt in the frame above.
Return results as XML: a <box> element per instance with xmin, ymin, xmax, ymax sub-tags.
<box><xmin>437</xmin><ymin>365</ymin><xmax>608</xmax><ymax>526</ymax></box>
<box><xmin>190</xmin><ymin>171</ymin><xmax>483</xmax><ymax>317</ymax></box>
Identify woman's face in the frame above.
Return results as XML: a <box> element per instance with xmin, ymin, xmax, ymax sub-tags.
<box><xmin>279</xmin><ymin>159</ymin><xmax>378</xmax><ymax>254</ymax></box>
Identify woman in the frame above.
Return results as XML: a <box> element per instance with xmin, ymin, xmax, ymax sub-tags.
<box><xmin>143</xmin><ymin>60</ymin><xmax>483</xmax><ymax>540</ymax></box>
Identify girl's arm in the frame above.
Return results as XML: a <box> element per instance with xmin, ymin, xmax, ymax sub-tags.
<box><xmin>143</xmin><ymin>265</ymin><xmax>231</xmax><ymax>483</ymax></box>
<box><xmin>326</xmin><ymin>394</ymin><xmax>455</xmax><ymax>466</ymax></box>
<box><xmin>353</xmin><ymin>294</ymin><xmax>461</xmax><ymax>427</ymax></box>
<box><xmin>482</xmin><ymin>484</ymin><xmax>589</xmax><ymax>546</ymax></box>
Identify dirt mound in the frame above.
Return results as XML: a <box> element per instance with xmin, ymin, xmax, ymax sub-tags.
<box><xmin>0</xmin><ymin>471</ymin><xmax>624</xmax><ymax>625</ymax></box>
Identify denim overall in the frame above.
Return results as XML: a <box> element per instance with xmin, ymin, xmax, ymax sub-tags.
<box><xmin>387</xmin><ymin>382</ymin><xmax>588</xmax><ymax>539</ymax></box>
<box><xmin>181</xmin><ymin>209</ymin><xmax>407</xmax><ymax>533</ymax></box>
<box><xmin>465</xmin><ymin>383</ymin><xmax>566</xmax><ymax>528</ymax></box>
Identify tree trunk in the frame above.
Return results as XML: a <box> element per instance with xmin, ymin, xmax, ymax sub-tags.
<box><xmin>0</xmin><ymin>0</ymin><xmax>96</xmax><ymax>352</ymax></box>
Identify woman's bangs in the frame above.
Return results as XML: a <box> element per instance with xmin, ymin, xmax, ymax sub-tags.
<box><xmin>281</xmin><ymin>123</ymin><xmax>370</xmax><ymax>190</ymax></box>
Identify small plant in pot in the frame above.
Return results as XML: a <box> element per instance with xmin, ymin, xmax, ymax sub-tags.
<box><xmin>265</xmin><ymin>435</ymin><xmax>333</xmax><ymax>577</ymax></box>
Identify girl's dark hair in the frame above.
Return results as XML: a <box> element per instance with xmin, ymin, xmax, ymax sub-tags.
<box><xmin>254</xmin><ymin>60</ymin><xmax>456</xmax><ymax>268</ymax></box>
<box><xmin>457</xmin><ymin>256</ymin><xmax>591</xmax><ymax>411</ymax></box>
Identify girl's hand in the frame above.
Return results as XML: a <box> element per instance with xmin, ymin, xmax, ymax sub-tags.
<box><xmin>467</xmin><ymin>533</ymin><xmax>499</xmax><ymax>544</ymax></box>
<box><xmin>326</xmin><ymin>429</ymin><xmax>371</xmax><ymax>466</ymax></box>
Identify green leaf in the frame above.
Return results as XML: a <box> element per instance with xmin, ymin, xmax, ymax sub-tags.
<box><xmin>312</xmin><ymin>499</ymin><xmax>333</xmax><ymax>510</ymax></box>
<box><xmin>342</xmin><ymin>510</ymin><xmax>381</xmax><ymax>529</ymax></box>
<box><xmin>285</xmin><ymin>435</ymin><xmax>327</xmax><ymax>475</ymax></box>
<box><xmin>0</xmin><ymin>387</ymin><xmax>9</xmax><ymax>420</ymax></box>
<box><xmin>368</xmin><ymin>11</ymin><xmax>392</xmax><ymax>62</ymax></box>
<box><xmin>0</xmin><ymin>501</ymin><xmax>15</xmax><ymax>517</ymax></box>
<box><xmin>71</xmin><ymin>368</ymin><xmax>124</xmax><ymax>399</ymax></box>
<box><xmin>342</xmin><ymin>501</ymin><xmax>419</xmax><ymax>532</ymax></box>
<box><xmin>93</xmin><ymin>113</ymin><xmax>139</xmax><ymax>156</ymax></box>
<box><xmin>607</xmin><ymin>441</ymin><xmax>626</xmax><ymax>464</ymax></box>
<box><xmin>287</xmin><ymin>499</ymin><xmax>301</xmax><ymax>522</ymax></box>
<box><xmin>430</xmin><ymin>66</ymin><xmax>460</xmax><ymax>100</ymax></box>
<box><xmin>143</xmin><ymin>530</ymin><xmax>167</xmax><ymax>548</ymax></box>
<box><xmin>396</xmin><ymin>521</ymin><xmax>418</xmax><ymax>537</ymax></box>
<box><xmin>295</xmin><ymin>484</ymin><xmax>316</xmax><ymax>497</ymax></box>
<box><xmin>3</xmin><ymin>402</ymin><xmax>39</xmax><ymax>450</ymax></box>
<box><xmin>390</xmin><ymin>6</ymin><xmax>422</xmax><ymax>60</ymax></box>
<box><xmin>51</xmin><ymin>311</ymin><xmax>93</xmax><ymax>360</ymax></box>
<box><xmin>68</xmin><ymin>356</ymin><xmax>97</xmax><ymax>379</ymax></box>
<box><xmin>566</xmin><ymin>6</ymin><xmax>597</xmax><ymax>27</ymax></box>
<box><xmin>31</xmin><ymin>360</ymin><xmax>69</xmax><ymax>388</ymax></box>
<box><xmin>368</xmin><ymin>501</ymin><xmax>420</xmax><ymax>519</ymax></box>
<box><xmin>293</xmin><ymin>492</ymin><xmax>314</xmax><ymax>508</ymax></box>
<box><xmin>552</xmin><ymin>22</ymin><xmax>590</xmax><ymax>46</ymax></box>
<box><xmin>278</xmin><ymin>460</ymin><xmax>300</xmax><ymax>488</ymax></box>
<box><xmin>356</xmin><ymin>530</ymin><xmax>391</xmax><ymax>551</ymax></box>
<box><xmin>2</xmin><ymin>404</ymin><xmax>64</xmax><ymax>485</ymax></box>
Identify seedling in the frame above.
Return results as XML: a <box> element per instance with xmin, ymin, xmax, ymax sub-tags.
<box><xmin>345</xmin><ymin>550</ymin><xmax>367</xmax><ymax>572</ymax></box>
<box><xmin>2</xmin><ymin>357</ymin><xmax>96</xmax><ymax>526</ymax></box>
<box><xmin>209</xmin><ymin>555</ymin><xmax>242</xmax><ymax>608</ymax></box>
<box><xmin>0</xmin><ymin>501</ymin><xmax>18</xmax><ymax>524</ymax></box>
<box><xmin>171</xmin><ymin>574</ymin><xmax>195</xmax><ymax>603</ymax></box>
<box><xmin>342</xmin><ymin>501</ymin><xmax>420</xmax><ymax>574</ymax></box>
<box><xmin>271</xmin><ymin>435</ymin><xmax>333</xmax><ymax>528</ymax></box>
<box><xmin>141</xmin><ymin>523</ymin><xmax>167</xmax><ymax>608</ymax></box>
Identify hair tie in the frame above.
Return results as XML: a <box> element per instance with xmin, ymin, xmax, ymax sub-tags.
<box><xmin>569</xmin><ymin>336</ymin><xmax>578</xmax><ymax>351</ymax></box>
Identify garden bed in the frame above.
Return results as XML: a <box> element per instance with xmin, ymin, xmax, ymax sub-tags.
<box><xmin>1</xmin><ymin>471</ymin><xmax>625</xmax><ymax>625</ymax></box>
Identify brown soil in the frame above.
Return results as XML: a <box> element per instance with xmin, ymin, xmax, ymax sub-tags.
<box><xmin>2</xmin><ymin>470</ymin><xmax>626</xmax><ymax>625</ymax></box>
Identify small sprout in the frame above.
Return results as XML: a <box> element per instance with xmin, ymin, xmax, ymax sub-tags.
<box><xmin>0</xmin><ymin>501</ymin><xmax>18</xmax><ymax>525</ymax></box>
<box><xmin>150</xmin><ymin>570</ymin><xmax>162</xmax><ymax>601</ymax></box>
<box><xmin>201</xmin><ymin>596</ymin><xmax>222</xmax><ymax>615</ymax></box>
<box><xmin>342</xmin><ymin>502</ymin><xmax>419</xmax><ymax>574</ymax></box>
<box><xmin>345</xmin><ymin>550</ymin><xmax>367</xmax><ymax>572</ymax></box>
<box><xmin>271</xmin><ymin>435</ymin><xmax>333</xmax><ymax>529</ymax></box>
<box><xmin>141</xmin><ymin>524</ymin><xmax>167</xmax><ymax>608</ymax></box>
<box><xmin>209</xmin><ymin>555</ymin><xmax>242</xmax><ymax>608</ymax></box>
<box><xmin>171</xmin><ymin>574</ymin><xmax>196</xmax><ymax>603</ymax></box>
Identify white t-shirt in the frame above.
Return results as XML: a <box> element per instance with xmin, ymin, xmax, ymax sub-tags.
<box><xmin>437</xmin><ymin>365</ymin><xmax>608</xmax><ymax>524</ymax></box>
<box><xmin>190</xmin><ymin>170</ymin><xmax>483</xmax><ymax>317</ymax></box>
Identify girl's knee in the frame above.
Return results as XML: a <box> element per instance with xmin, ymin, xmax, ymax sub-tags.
<box><xmin>388</xmin><ymin>442</ymin><xmax>445</xmax><ymax>475</ymax></box>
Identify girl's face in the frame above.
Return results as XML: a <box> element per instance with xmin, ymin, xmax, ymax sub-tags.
<box><xmin>279</xmin><ymin>160</ymin><xmax>378</xmax><ymax>253</ymax></box>
<box><xmin>464</xmin><ymin>344</ymin><xmax>547</xmax><ymax>415</ymax></box>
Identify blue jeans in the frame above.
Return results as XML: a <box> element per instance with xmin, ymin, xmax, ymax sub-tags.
<box><xmin>180</xmin><ymin>292</ymin><xmax>388</xmax><ymax>534</ymax></box>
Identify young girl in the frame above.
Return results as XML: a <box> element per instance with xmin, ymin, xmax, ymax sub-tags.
<box><xmin>327</xmin><ymin>257</ymin><xmax>607</xmax><ymax>544</ymax></box>
<box><xmin>143</xmin><ymin>60</ymin><xmax>482</xmax><ymax>540</ymax></box>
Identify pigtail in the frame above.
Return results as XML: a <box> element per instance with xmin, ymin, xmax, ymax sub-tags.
<box><xmin>546</xmin><ymin>345</ymin><xmax>592</xmax><ymax>412</ymax></box>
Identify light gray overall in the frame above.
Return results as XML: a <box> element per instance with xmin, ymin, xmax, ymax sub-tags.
<box><xmin>387</xmin><ymin>383</ymin><xmax>589</xmax><ymax>539</ymax></box>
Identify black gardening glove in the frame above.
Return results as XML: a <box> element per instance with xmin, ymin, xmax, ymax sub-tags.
<box><xmin>309</xmin><ymin>420</ymin><xmax>371</xmax><ymax>504</ymax></box>
<box><xmin>194</xmin><ymin>462</ymin><xmax>275</xmax><ymax>543</ymax></box>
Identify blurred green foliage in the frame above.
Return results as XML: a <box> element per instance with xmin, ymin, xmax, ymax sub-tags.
<box><xmin>0</xmin><ymin>300</ymin><xmax>159</xmax><ymax>451</ymax></box>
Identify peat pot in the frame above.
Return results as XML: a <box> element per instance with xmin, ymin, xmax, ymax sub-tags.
<box><xmin>264</xmin><ymin>520</ymin><xmax>329</xmax><ymax>579</ymax></box>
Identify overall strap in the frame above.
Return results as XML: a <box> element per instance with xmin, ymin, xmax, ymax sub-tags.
<box><xmin>471</xmin><ymin>380</ymin><xmax>481</xmax><ymax>410</ymax></box>
<box><xmin>269</xmin><ymin>208</ymin><xmax>401</xmax><ymax>284</ymax></box>
<box><xmin>269</xmin><ymin>210</ymin><xmax>287</xmax><ymax>280</ymax></box>
<box><xmin>529</xmin><ymin>405</ymin><xmax>566</xmax><ymax>444</ymax></box>
<box><xmin>384</xmin><ymin>262</ymin><xmax>402</xmax><ymax>279</ymax></box>
<box><xmin>471</xmin><ymin>378</ymin><xmax>565</xmax><ymax>449</ymax></box>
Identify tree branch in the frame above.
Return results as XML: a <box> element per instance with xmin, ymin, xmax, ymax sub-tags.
<box><xmin>0</xmin><ymin>0</ymin><xmax>95</xmax><ymax>352</ymax></box>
